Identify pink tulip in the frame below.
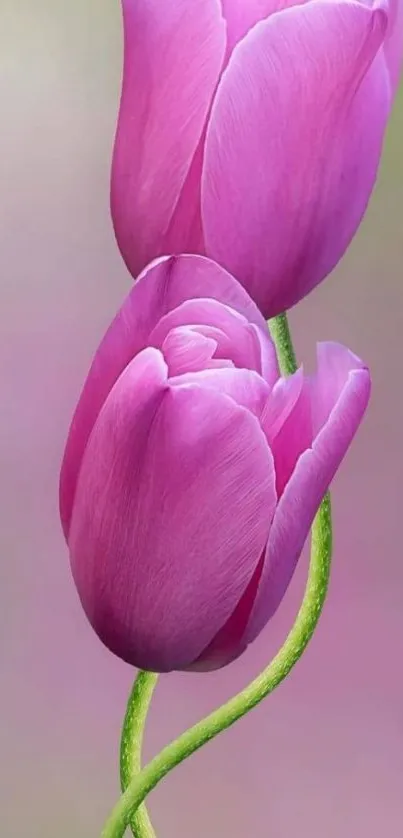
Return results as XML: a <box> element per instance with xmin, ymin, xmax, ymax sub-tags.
<box><xmin>60</xmin><ymin>255</ymin><xmax>370</xmax><ymax>672</ymax></box>
<box><xmin>111</xmin><ymin>0</ymin><xmax>402</xmax><ymax>318</ymax></box>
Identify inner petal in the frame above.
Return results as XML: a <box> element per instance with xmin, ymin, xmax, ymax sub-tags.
<box><xmin>149</xmin><ymin>298</ymin><xmax>263</xmax><ymax>372</ymax></box>
<box><xmin>162</xmin><ymin>326</ymin><xmax>218</xmax><ymax>376</ymax></box>
<box><xmin>261</xmin><ymin>368</ymin><xmax>313</xmax><ymax>497</ymax></box>
<box><xmin>190</xmin><ymin>323</ymin><xmax>235</xmax><ymax>361</ymax></box>
<box><xmin>170</xmin><ymin>367</ymin><xmax>270</xmax><ymax>418</ymax></box>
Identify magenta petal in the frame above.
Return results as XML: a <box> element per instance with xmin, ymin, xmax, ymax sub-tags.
<box><xmin>69</xmin><ymin>378</ymin><xmax>276</xmax><ymax>672</ymax></box>
<box><xmin>188</xmin><ymin>552</ymin><xmax>265</xmax><ymax>671</ymax></box>
<box><xmin>221</xmin><ymin>0</ymin><xmax>290</xmax><ymax>57</ymax></box>
<box><xmin>244</xmin><ymin>346</ymin><xmax>371</xmax><ymax>644</ymax></box>
<box><xmin>162</xmin><ymin>327</ymin><xmax>217</xmax><ymax>375</ymax></box>
<box><xmin>170</xmin><ymin>367</ymin><xmax>271</xmax><ymax>418</ymax></box>
<box><xmin>250</xmin><ymin>324</ymin><xmax>280</xmax><ymax>388</ymax></box>
<box><xmin>190</xmin><ymin>325</ymin><xmax>235</xmax><ymax>367</ymax></box>
<box><xmin>202</xmin><ymin>0</ymin><xmax>389</xmax><ymax>316</ymax></box>
<box><xmin>111</xmin><ymin>0</ymin><xmax>225</xmax><ymax>277</ymax></box>
<box><xmin>161</xmin><ymin>139</ymin><xmax>206</xmax><ymax>257</ymax></box>
<box><xmin>309</xmin><ymin>342</ymin><xmax>369</xmax><ymax>433</ymax></box>
<box><xmin>59</xmin><ymin>255</ymin><xmax>274</xmax><ymax>537</ymax></box>
<box><xmin>261</xmin><ymin>368</ymin><xmax>312</xmax><ymax>496</ymax></box>
<box><xmin>261</xmin><ymin>368</ymin><xmax>305</xmax><ymax>443</ymax></box>
<box><xmin>150</xmin><ymin>298</ymin><xmax>265</xmax><ymax>373</ymax></box>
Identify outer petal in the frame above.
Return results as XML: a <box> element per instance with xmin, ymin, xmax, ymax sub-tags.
<box><xmin>69</xmin><ymin>371</ymin><xmax>276</xmax><ymax>673</ymax></box>
<box><xmin>161</xmin><ymin>137</ymin><xmax>209</xmax><ymax>259</ymax></box>
<box><xmin>110</xmin><ymin>0</ymin><xmax>226</xmax><ymax>277</ymax></box>
<box><xmin>244</xmin><ymin>343</ymin><xmax>371</xmax><ymax>643</ymax></box>
<box><xmin>309</xmin><ymin>341</ymin><xmax>367</xmax><ymax>432</ymax></box>
<box><xmin>221</xmin><ymin>0</ymin><xmax>293</xmax><ymax>56</ymax></box>
<box><xmin>202</xmin><ymin>0</ymin><xmax>389</xmax><ymax>316</ymax></box>
<box><xmin>59</xmin><ymin>255</ymin><xmax>277</xmax><ymax>538</ymax></box>
<box><xmin>188</xmin><ymin>552</ymin><xmax>265</xmax><ymax>671</ymax></box>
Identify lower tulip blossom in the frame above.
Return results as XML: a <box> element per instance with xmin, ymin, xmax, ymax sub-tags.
<box><xmin>60</xmin><ymin>256</ymin><xmax>370</xmax><ymax>673</ymax></box>
<box><xmin>111</xmin><ymin>0</ymin><xmax>402</xmax><ymax>317</ymax></box>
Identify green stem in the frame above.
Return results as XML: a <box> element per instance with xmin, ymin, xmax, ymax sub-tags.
<box><xmin>120</xmin><ymin>671</ymin><xmax>158</xmax><ymax>838</ymax></box>
<box><xmin>268</xmin><ymin>312</ymin><xmax>297</xmax><ymax>376</ymax></box>
<box><xmin>101</xmin><ymin>312</ymin><xmax>333</xmax><ymax>838</ymax></box>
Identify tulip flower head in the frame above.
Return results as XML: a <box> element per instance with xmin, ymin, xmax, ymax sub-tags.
<box><xmin>111</xmin><ymin>0</ymin><xmax>402</xmax><ymax>317</ymax></box>
<box><xmin>60</xmin><ymin>256</ymin><xmax>370</xmax><ymax>673</ymax></box>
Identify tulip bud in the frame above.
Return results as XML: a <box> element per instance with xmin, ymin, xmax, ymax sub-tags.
<box><xmin>60</xmin><ymin>255</ymin><xmax>370</xmax><ymax>673</ymax></box>
<box><xmin>111</xmin><ymin>0</ymin><xmax>401</xmax><ymax>317</ymax></box>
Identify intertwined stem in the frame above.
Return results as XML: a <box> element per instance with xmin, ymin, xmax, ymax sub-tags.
<box><xmin>103</xmin><ymin>312</ymin><xmax>333</xmax><ymax>838</ymax></box>
<box><xmin>120</xmin><ymin>671</ymin><xmax>158</xmax><ymax>838</ymax></box>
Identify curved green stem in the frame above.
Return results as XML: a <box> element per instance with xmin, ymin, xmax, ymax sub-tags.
<box><xmin>120</xmin><ymin>671</ymin><xmax>158</xmax><ymax>838</ymax></box>
<box><xmin>102</xmin><ymin>312</ymin><xmax>333</xmax><ymax>838</ymax></box>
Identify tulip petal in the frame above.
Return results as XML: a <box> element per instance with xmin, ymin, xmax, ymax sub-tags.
<box><xmin>202</xmin><ymin>0</ymin><xmax>389</xmax><ymax>316</ymax></box>
<box><xmin>261</xmin><ymin>368</ymin><xmax>313</xmax><ymax>496</ymax></box>
<box><xmin>244</xmin><ymin>343</ymin><xmax>371</xmax><ymax>643</ymax></box>
<box><xmin>261</xmin><ymin>368</ymin><xmax>304</xmax><ymax>443</ymax></box>
<box><xmin>59</xmin><ymin>255</ymin><xmax>276</xmax><ymax>538</ymax></box>
<box><xmin>69</xmin><ymin>372</ymin><xmax>276</xmax><ymax>673</ymax></box>
<box><xmin>162</xmin><ymin>327</ymin><xmax>217</xmax><ymax>375</ymax></box>
<box><xmin>170</xmin><ymin>367</ymin><xmax>271</xmax><ymax>418</ymax></box>
<box><xmin>221</xmin><ymin>0</ymin><xmax>291</xmax><ymax>57</ymax></box>
<box><xmin>111</xmin><ymin>0</ymin><xmax>226</xmax><ymax>276</ymax></box>
<box><xmin>161</xmin><ymin>140</ymin><xmax>206</xmax><ymax>258</ymax></box>
<box><xmin>150</xmin><ymin>299</ymin><xmax>265</xmax><ymax>374</ymax></box>
<box><xmin>250</xmin><ymin>324</ymin><xmax>280</xmax><ymax>388</ymax></box>
<box><xmin>188</xmin><ymin>552</ymin><xmax>265</xmax><ymax>671</ymax></box>
<box><xmin>309</xmin><ymin>341</ymin><xmax>367</xmax><ymax>432</ymax></box>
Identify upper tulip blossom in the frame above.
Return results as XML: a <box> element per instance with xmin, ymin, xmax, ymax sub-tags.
<box><xmin>60</xmin><ymin>255</ymin><xmax>370</xmax><ymax>673</ymax></box>
<box><xmin>111</xmin><ymin>0</ymin><xmax>401</xmax><ymax>317</ymax></box>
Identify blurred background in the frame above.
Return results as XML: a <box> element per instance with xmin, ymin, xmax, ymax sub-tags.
<box><xmin>1</xmin><ymin>2</ymin><xmax>402</xmax><ymax>836</ymax></box>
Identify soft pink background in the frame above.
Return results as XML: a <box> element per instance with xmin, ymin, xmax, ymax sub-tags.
<box><xmin>1</xmin><ymin>2</ymin><xmax>403</xmax><ymax>836</ymax></box>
